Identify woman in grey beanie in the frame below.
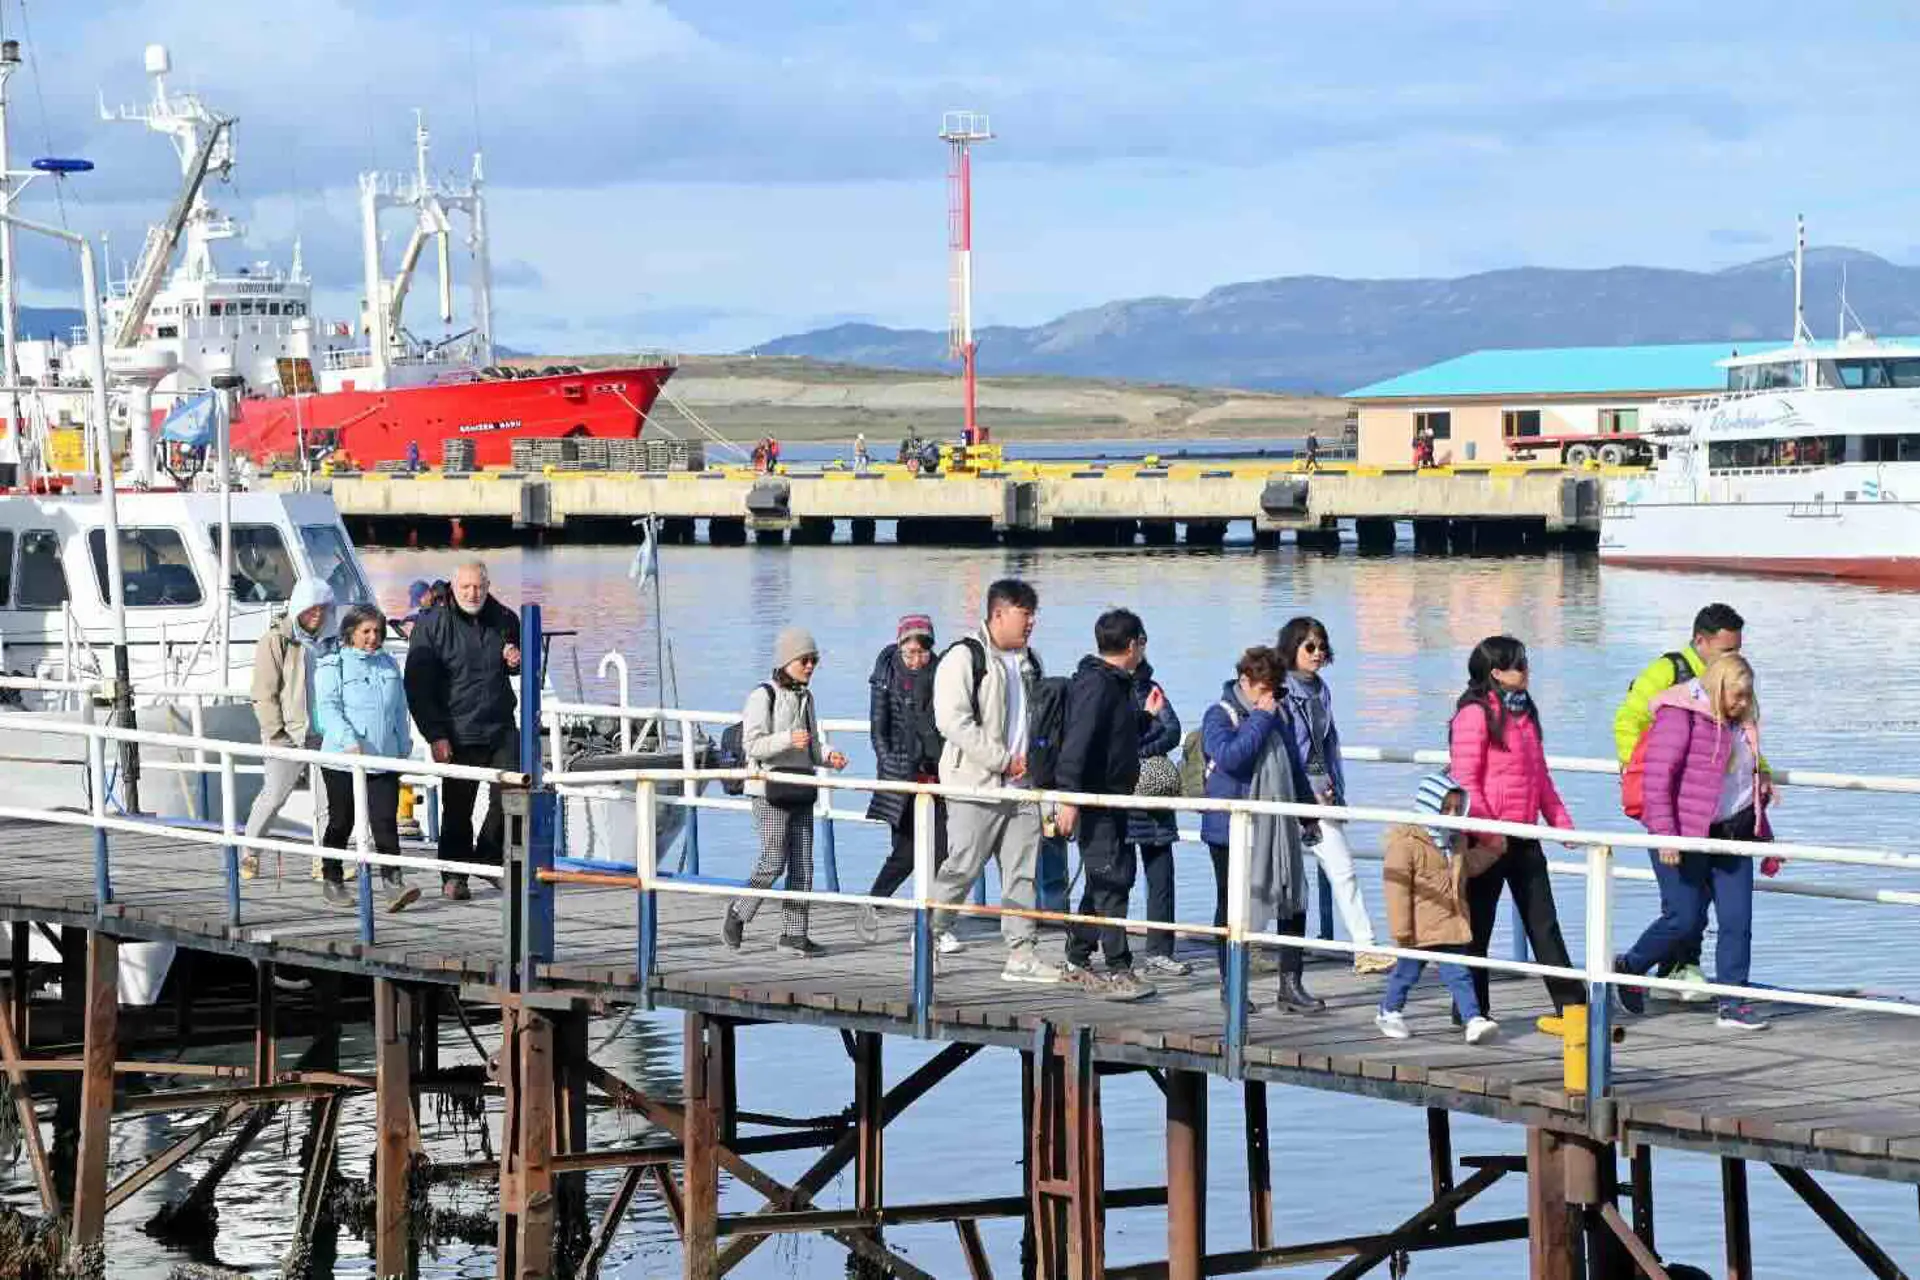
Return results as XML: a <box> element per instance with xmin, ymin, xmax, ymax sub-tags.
<box><xmin>724</xmin><ymin>626</ymin><xmax>849</xmax><ymax>956</ymax></box>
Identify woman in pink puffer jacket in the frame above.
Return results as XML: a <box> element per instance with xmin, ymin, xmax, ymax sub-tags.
<box><xmin>1615</xmin><ymin>654</ymin><xmax>1773</xmax><ymax>1031</ymax></box>
<box><xmin>1447</xmin><ymin>636</ymin><xmax>1584</xmax><ymax>1021</ymax></box>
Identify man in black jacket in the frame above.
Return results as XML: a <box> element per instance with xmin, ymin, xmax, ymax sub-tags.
<box><xmin>1056</xmin><ymin>608</ymin><xmax>1164</xmax><ymax>1001</ymax></box>
<box><xmin>404</xmin><ymin>560</ymin><xmax>521</xmax><ymax>899</ymax></box>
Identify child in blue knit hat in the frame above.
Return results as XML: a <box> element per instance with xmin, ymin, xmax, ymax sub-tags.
<box><xmin>1376</xmin><ymin>772</ymin><xmax>1502</xmax><ymax>1044</ymax></box>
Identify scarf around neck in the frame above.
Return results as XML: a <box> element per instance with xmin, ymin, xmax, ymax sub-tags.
<box><xmin>1227</xmin><ymin>681</ymin><xmax>1307</xmax><ymax>921</ymax></box>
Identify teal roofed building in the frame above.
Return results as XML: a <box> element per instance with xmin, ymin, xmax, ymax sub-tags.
<box><xmin>1345</xmin><ymin>340</ymin><xmax>1777</xmax><ymax>467</ymax></box>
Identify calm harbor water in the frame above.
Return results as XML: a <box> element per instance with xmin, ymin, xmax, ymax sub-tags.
<box><xmin>10</xmin><ymin>527</ymin><xmax>1920</xmax><ymax>1276</ymax></box>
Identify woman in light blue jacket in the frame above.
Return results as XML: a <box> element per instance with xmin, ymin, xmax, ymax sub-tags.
<box><xmin>314</xmin><ymin>604</ymin><xmax>419</xmax><ymax>912</ymax></box>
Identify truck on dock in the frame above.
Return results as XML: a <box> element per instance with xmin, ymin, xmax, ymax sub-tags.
<box><xmin>1504</xmin><ymin>431</ymin><xmax>1659</xmax><ymax>467</ymax></box>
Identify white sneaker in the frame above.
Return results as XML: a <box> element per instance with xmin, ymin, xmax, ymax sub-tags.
<box><xmin>1002</xmin><ymin>952</ymin><xmax>1062</xmax><ymax>985</ymax></box>
<box><xmin>1465</xmin><ymin>1016</ymin><xmax>1500</xmax><ymax>1044</ymax></box>
<box><xmin>935</xmin><ymin>930</ymin><xmax>964</xmax><ymax>956</ymax></box>
<box><xmin>1374</xmin><ymin>1009</ymin><xmax>1411</xmax><ymax>1040</ymax></box>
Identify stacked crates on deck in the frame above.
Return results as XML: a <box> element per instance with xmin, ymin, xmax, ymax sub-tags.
<box><xmin>442</xmin><ymin>439</ymin><xmax>476</xmax><ymax>473</ymax></box>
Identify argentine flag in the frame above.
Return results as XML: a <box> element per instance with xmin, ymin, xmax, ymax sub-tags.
<box><xmin>158</xmin><ymin>393</ymin><xmax>217</xmax><ymax>448</ymax></box>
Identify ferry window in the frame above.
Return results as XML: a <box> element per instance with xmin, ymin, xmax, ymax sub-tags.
<box><xmin>209</xmin><ymin>524</ymin><xmax>297</xmax><ymax>603</ymax></box>
<box><xmin>14</xmin><ymin>529</ymin><xmax>68</xmax><ymax>609</ymax></box>
<box><xmin>1755</xmin><ymin>362</ymin><xmax>1804</xmax><ymax>390</ymax></box>
<box><xmin>268</xmin><ymin>303</ymin><xmax>282</xmax><ymax>316</ymax></box>
<box><xmin>1833</xmin><ymin>358</ymin><xmax>1920</xmax><ymax>389</ymax></box>
<box><xmin>1598</xmin><ymin>408</ymin><xmax>1639</xmax><ymax>434</ymax></box>
<box><xmin>299</xmin><ymin>524</ymin><xmax>371</xmax><ymax>607</ymax></box>
<box><xmin>1414</xmin><ymin>410</ymin><xmax>1451</xmax><ymax>440</ymax></box>
<box><xmin>157</xmin><ymin>325</ymin><xmax>178</xmax><ymax>339</ymax></box>
<box><xmin>1502</xmin><ymin>409</ymin><xmax>1542</xmax><ymax>438</ymax></box>
<box><xmin>210</xmin><ymin>302</ymin><xmax>226</xmax><ymax>317</ymax></box>
<box><xmin>0</xmin><ymin>530</ymin><xmax>11</xmax><ymax>604</ymax></box>
<box><xmin>87</xmin><ymin>528</ymin><xmax>203</xmax><ymax>608</ymax></box>
<box><xmin>1861</xmin><ymin>434</ymin><xmax>1920</xmax><ymax>463</ymax></box>
<box><xmin>239</xmin><ymin>300</ymin><xmax>256</xmax><ymax>316</ymax></box>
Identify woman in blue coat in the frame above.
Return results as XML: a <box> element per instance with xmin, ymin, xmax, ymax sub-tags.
<box><xmin>1201</xmin><ymin>646</ymin><xmax>1321</xmax><ymax>1012</ymax></box>
<box><xmin>314</xmin><ymin>605</ymin><xmax>420</xmax><ymax>912</ymax></box>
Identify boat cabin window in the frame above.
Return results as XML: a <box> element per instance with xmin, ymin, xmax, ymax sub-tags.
<box><xmin>1860</xmin><ymin>434</ymin><xmax>1920</xmax><ymax>463</ymax></box>
<box><xmin>1708</xmin><ymin>434</ymin><xmax>1845</xmax><ymax>470</ymax></box>
<box><xmin>298</xmin><ymin>524</ymin><xmax>371</xmax><ymax>607</ymax></box>
<box><xmin>1824</xmin><ymin>358</ymin><xmax>1920</xmax><ymax>390</ymax></box>
<box><xmin>14</xmin><ymin>529</ymin><xmax>69</xmax><ymax>610</ymax></box>
<box><xmin>210</xmin><ymin>524</ymin><xmax>298</xmax><ymax>603</ymax></box>
<box><xmin>87</xmin><ymin>528</ymin><xmax>204</xmax><ymax>608</ymax></box>
<box><xmin>1728</xmin><ymin>361</ymin><xmax>1807</xmax><ymax>392</ymax></box>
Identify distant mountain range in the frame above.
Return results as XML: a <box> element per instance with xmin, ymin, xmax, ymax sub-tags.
<box><xmin>750</xmin><ymin>248</ymin><xmax>1920</xmax><ymax>394</ymax></box>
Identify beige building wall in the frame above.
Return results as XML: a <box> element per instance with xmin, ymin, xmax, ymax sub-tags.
<box><xmin>1354</xmin><ymin>395</ymin><xmax>1664</xmax><ymax>466</ymax></box>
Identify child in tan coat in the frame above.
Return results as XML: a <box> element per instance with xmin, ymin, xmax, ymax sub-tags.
<box><xmin>1376</xmin><ymin>772</ymin><xmax>1504</xmax><ymax>1044</ymax></box>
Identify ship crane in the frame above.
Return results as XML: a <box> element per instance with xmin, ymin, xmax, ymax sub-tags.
<box><xmin>110</xmin><ymin>114</ymin><xmax>231</xmax><ymax>350</ymax></box>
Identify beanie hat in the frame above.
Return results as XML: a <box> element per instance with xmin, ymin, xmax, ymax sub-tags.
<box><xmin>1414</xmin><ymin>771</ymin><xmax>1468</xmax><ymax>848</ymax></box>
<box><xmin>774</xmin><ymin>626</ymin><xmax>819</xmax><ymax>670</ymax></box>
<box><xmin>407</xmin><ymin>579</ymin><xmax>432</xmax><ymax>609</ymax></box>
<box><xmin>896</xmin><ymin>614</ymin><xmax>935</xmax><ymax>646</ymax></box>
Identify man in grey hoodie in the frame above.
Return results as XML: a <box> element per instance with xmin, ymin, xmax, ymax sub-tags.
<box><xmin>243</xmin><ymin>578</ymin><xmax>336</xmax><ymax>876</ymax></box>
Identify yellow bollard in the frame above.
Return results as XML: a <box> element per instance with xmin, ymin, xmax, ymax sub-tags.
<box><xmin>398</xmin><ymin>786</ymin><xmax>416</xmax><ymax>822</ymax></box>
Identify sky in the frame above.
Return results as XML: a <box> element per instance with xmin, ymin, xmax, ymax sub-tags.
<box><xmin>10</xmin><ymin>0</ymin><xmax>1920</xmax><ymax>355</ymax></box>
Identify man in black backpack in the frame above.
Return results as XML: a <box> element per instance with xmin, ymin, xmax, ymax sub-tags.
<box><xmin>1056</xmin><ymin>608</ymin><xmax>1165</xmax><ymax>1002</ymax></box>
<box><xmin>928</xmin><ymin>578</ymin><xmax>1061</xmax><ymax>984</ymax></box>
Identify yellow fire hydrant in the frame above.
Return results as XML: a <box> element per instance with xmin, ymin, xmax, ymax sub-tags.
<box><xmin>1537</xmin><ymin>1005</ymin><xmax>1624</xmax><ymax>1094</ymax></box>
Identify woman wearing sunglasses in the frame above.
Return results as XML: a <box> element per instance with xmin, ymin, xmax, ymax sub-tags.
<box><xmin>1447</xmin><ymin>635</ymin><xmax>1584</xmax><ymax>1022</ymax></box>
<box><xmin>1276</xmin><ymin>617</ymin><xmax>1393</xmax><ymax>975</ymax></box>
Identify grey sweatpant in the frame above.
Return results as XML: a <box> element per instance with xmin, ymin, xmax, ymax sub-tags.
<box><xmin>931</xmin><ymin>797</ymin><xmax>1041</xmax><ymax>951</ymax></box>
<box><xmin>244</xmin><ymin>756</ymin><xmax>328</xmax><ymax>841</ymax></box>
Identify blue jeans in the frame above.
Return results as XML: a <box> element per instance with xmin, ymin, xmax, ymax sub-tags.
<box><xmin>1380</xmin><ymin>947</ymin><xmax>1482</xmax><ymax>1021</ymax></box>
<box><xmin>1621</xmin><ymin>810</ymin><xmax>1757</xmax><ymax>988</ymax></box>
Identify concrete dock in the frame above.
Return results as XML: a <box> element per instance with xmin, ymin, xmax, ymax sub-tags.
<box><xmin>272</xmin><ymin>461</ymin><xmax>1607</xmax><ymax>550</ymax></box>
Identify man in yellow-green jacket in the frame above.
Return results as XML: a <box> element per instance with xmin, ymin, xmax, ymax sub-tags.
<box><xmin>1612</xmin><ymin>602</ymin><xmax>1748</xmax><ymax>1000</ymax></box>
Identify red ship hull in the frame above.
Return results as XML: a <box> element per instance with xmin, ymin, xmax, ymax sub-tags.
<box><xmin>229</xmin><ymin>365</ymin><xmax>676</xmax><ymax>468</ymax></box>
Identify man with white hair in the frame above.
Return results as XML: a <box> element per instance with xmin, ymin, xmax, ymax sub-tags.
<box><xmin>403</xmin><ymin>559</ymin><xmax>522</xmax><ymax>900</ymax></box>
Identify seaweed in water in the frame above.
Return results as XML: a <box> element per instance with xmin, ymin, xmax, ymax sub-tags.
<box><xmin>0</xmin><ymin>1206</ymin><xmax>66</xmax><ymax>1280</ymax></box>
<box><xmin>428</xmin><ymin>1064</ymin><xmax>494</xmax><ymax>1159</ymax></box>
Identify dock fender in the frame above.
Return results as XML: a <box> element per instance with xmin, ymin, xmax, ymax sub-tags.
<box><xmin>1259</xmin><ymin>476</ymin><xmax>1309</xmax><ymax>516</ymax></box>
<box><xmin>745</xmin><ymin>476</ymin><xmax>792</xmax><ymax>517</ymax></box>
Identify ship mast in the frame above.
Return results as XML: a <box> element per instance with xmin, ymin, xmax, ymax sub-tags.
<box><xmin>1793</xmin><ymin>213</ymin><xmax>1813</xmax><ymax>345</ymax></box>
<box><xmin>0</xmin><ymin>39</ymin><xmax>22</xmax><ymax>448</ymax></box>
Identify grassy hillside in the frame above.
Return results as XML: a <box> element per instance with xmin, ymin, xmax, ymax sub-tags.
<box><xmin>507</xmin><ymin>353</ymin><xmax>1348</xmax><ymax>444</ymax></box>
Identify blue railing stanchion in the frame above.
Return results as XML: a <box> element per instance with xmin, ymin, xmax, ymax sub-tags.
<box><xmin>517</xmin><ymin>605</ymin><xmax>556</xmax><ymax>991</ymax></box>
<box><xmin>219</xmin><ymin>750</ymin><xmax>241</xmax><ymax>927</ymax></box>
<box><xmin>353</xmin><ymin>765</ymin><xmax>376</xmax><ymax>945</ymax></box>
<box><xmin>635</xmin><ymin>780</ymin><xmax>659</xmax><ymax>1010</ymax></box>
<box><xmin>87</xmin><ymin>734</ymin><xmax>113</xmax><ymax>910</ymax></box>
<box><xmin>1223</xmin><ymin>809</ymin><xmax>1253</xmax><ymax>1078</ymax></box>
<box><xmin>818</xmin><ymin>809</ymin><xmax>841</xmax><ymax>893</ymax></box>
<box><xmin>911</xmin><ymin>791</ymin><xmax>935</xmax><ymax>1038</ymax></box>
<box><xmin>1584</xmin><ymin>842</ymin><xmax>1617</xmax><ymax>1128</ymax></box>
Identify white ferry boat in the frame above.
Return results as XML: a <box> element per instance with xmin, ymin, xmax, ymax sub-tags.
<box><xmin>1601</xmin><ymin>234</ymin><xmax>1920</xmax><ymax>583</ymax></box>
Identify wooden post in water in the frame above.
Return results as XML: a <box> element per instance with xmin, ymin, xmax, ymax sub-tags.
<box><xmin>555</xmin><ymin>1008</ymin><xmax>591</xmax><ymax>1269</ymax></box>
<box><xmin>854</xmin><ymin>1031</ymin><xmax>884</xmax><ymax>1251</ymax></box>
<box><xmin>1526</xmin><ymin>1126</ymin><xmax>1576</xmax><ymax>1280</ymax></box>
<box><xmin>1165</xmin><ymin>1069</ymin><xmax>1207</xmax><ymax>1280</ymax></box>
<box><xmin>1062</xmin><ymin>1026</ymin><xmax>1106</xmax><ymax>1279</ymax></box>
<box><xmin>1722</xmin><ymin>1158</ymin><xmax>1752</xmax><ymax>1280</ymax></box>
<box><xmin>682</xmin><ymin>1012</ymin><xmax>722</xmax><ymax>1279</ymax></box>
<box><xmin>253</xmin><ymin>961</ymin><xmax>276</xmax><ymax>1086</ymax></box>
<box><xmin>1427</xmin><ymin>1108</ymin><xmax>1457</xmax><ymax>1230</ymax></box>
<box><xmin>1245</xmin><ymin>1082</ymin><xmax>1274</xmax><ymax>1250</ymax></box>
<box><xmin>515</xmin><ymin>1011</ymin><xmax>557</xmax><ymax>1276</ymax></box>
<box><xmin>374</xmin><ymin>978</ymin><xmax>414</xmax><ymax>1279</ymax></box>
<box><xmin>69</xmin><ymin>931</ymin><xmax>118</xmax><ymax>1262</ymax></box>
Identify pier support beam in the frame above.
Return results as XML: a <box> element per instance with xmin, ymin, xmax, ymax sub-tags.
<box><xmin>1526</xmin><ymin>1127</ymin><xmax>1576</xmax><ymax>1280</ymax></box>
<box><xmin>373</xmin><ymin>979</ymin><xmax>413</xmax><ymax>1280</ymax></box>
<box><xmin>1354</xmin><ymin>516</ymin><xmax>1396</xmax><ymax>554</ymax></box>
<box><xmin>1165</xmin><ymin>1070</ymin><xmax>1206</xmax><ymax>1280</ymax></box>
<box><xmin>682</xmin><ymin>1012</ymin><xmax>723</xmax><ymax>1279</ymax></box>
<box><xmin>1722</xmin><ymin>1158</ymin><xmax>1752</xmax><ymax>1280</ymax></box>
<box><xmin>1029</xmin><ymin>1025</ymin><xmax>1105</xmax><ymax>1279</ymax></box>
<box><xmin>556</xmin><ymin>1010</ymin><xmax>592</xmax><ymax>1269</ymax></box>
<box><xmin>854</xmin><ymin>1031</ymin><xmax>884</xmax><ymax>1268</ymax></box>
<box><xmin>69</xmin><ymin>931</ymin><xmax>118</xmax><ymax>1267</ymax></box>
<box><xmin>498</xmin><ymin>1005</ymin><xmax>557</xmax><ymax>1279</ymax></box>
<box><xmin>850</xmin><ymin>518</ymin><xmax>877</xmax><ymax>545</ymax></box>
<box><xmin>1245</xmin><ymin>1082</ymin><xmax>1273</xmax><ymax>1250</ymax></box>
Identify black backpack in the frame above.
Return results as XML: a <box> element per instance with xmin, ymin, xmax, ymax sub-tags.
<box><xmin>716</xmin><ymin>719</ymin><xmax>749</xmax><ymax>795</ymax></box>
<box><xmin>1627</xmin><ymin>650</ymin><xmax>1692</xmax><ymax>694</ymax></box>
<box><xmin>943</xmin><ymin>637</ymin><xmax>1068</xmax><ymax>785</ymax></box>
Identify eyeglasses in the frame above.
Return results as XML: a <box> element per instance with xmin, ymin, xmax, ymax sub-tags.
<box><xmin>1301</xmin><ymin>642</ymin><xmax>1327</xmax><ymax>655</ymax></box>
<box><xmin>796</xmin><ymin>654</ymin><xmax>819</xmax><ymax>666</ymax></box>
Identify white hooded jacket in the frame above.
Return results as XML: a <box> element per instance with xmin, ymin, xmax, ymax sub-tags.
<box><xmin>251</xmin><ymin>578</ymin><xmax>336</xmax><ymax>746</ymax></box>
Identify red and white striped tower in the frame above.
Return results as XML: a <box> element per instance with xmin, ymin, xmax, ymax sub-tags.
<box><xmin>940</xmin><ymin>111</ymin><xmax>993</xmax><ymax>446</ymax></box>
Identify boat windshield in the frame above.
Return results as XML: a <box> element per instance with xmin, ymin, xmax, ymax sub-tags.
<box><xmin>87</xmin><ymin>528</ymin><xmax>204</xmax><ymax>608</ymax></box>
<box><xmin>210</xmin><ymin>524</ymin><xmax>298</xmax><ymax>604</ymax></box>
<box><xmin>1727</xmin><ymin>361</ymin><xmax>1805</xmax><ymax>392</ymax></box>
<box><xmin>1819</xmin><ymin>357</ymin><xmax>1920</xmax><ymax>390</ymax></box>
<box><xmin>298</xmin><ymin>524</ymin><xmax>372</xmax><ymax>607</ymax></box>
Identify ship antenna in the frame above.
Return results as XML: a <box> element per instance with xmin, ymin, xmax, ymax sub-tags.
<box><xmin>1792</xmin><ymin>213</ymin><xmax>1813</xmax><ymax>345</ymax></box>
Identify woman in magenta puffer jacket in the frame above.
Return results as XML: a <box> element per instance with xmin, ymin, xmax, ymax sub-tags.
<box><xmin>1615</xmin><ymin>654</ymin><xmax>1773</xmax><ymax>1031</ymax></box>
<box><xmin>1447</xmin><ymin>636</ymin><xmax>1584</xmax><ymax>1021</ymax></box>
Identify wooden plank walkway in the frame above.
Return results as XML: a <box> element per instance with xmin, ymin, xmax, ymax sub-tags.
<box><xmin>8</xmin><ymin>817</ymin><xmax>1920</xmax><ymax>1185</ymax></box>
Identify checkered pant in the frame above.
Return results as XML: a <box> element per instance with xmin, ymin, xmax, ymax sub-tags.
<box><xmin>732</xmin><ymin>797</ymin><xmax>814</xmax><ymax>936</ymax></box>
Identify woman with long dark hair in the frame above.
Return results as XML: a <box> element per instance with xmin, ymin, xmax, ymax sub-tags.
<box><xmin>1275</xmin><ymin>616</ymin><xmax>1392</xmax><ymax>975</ymax></box>
<box><xmin>1447</xmin><ymin>636</ymin><xmax>1584</xmax><ymax>1021</ymax></box>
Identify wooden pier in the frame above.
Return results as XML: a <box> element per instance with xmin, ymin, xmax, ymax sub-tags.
<box><xmin>270</xmin><ymin>462</ymin><xmax>1606</xmax><ymax>551</ymax></box>
<box><xmin>2</xmin><ymin>818</ymin><xmax>1917</xmax><ymax>1278</ymax></box>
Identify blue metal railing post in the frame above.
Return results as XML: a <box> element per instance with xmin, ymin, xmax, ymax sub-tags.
<box><xmin>818</xmin><ymin>810</ymin><xmax>841</xmax><ymax>893</ymax></box>
<box><xmin>518</xmin><ymin>605</ymin><xmax>555</xmax><ymax>991</ymax></box>
<box><xmin>683</xmin><ymin>809</ymin><xmax>700</xmax><ymax>877</ymax></box>
<box><xmin>1584</xmin><ymin>843</ymin><xmax>1617</xmax><ymax>1128</ymax></box>
<box><xmin>220</xmin><ymin>752</ymin><xmax>241</xmax><ymax>928</ymax></box>
<box><xmin>911</xmin><ymin>792</ymin><xmax>935</xmax><ymax>1038</ymax></box>
<box><xmin>353</xmin><ymin>766</ymin><xmax>376</xmax><ymax>946</ymax></box>
<box><xmin>636</xmin><ymin>779</ymin><xmax>659</xmax><ymax>1010</ymax></box>
<box><xmin>1223</xmin><ymin>809</ymin><xmax>1253</xmax><ymax>1078</ymax></box>
<box><xmin>88</xmin><ymin>735</ymin><xmax>112</xmax><ymax>910</ymax></box>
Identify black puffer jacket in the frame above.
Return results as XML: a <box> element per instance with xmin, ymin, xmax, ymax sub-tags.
<box><xmin>404</xmin><ymin>595</ymin><xmax>521</xmax><ymax>746</ymax></box>
<box><xmin>1126</xmin><ymin>660</ymin><xmax>1183</xmax><ymax>846</ymax></box>
<box><xmin>1057</xmin><ymin>654</ymin><xmax>1149</xmax><ymax>801</ymax></box>
<box><xmin>866</xmin><ymin>644</ymin><xmax>942</xmax><ymax>827</ymax></box>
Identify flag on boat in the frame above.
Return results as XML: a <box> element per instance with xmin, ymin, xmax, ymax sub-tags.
<box><xmin>158</xmin><ymin>393</ymin><xmax>217</xmax><ymax>447</ymax></box>
<box><xmin>630</xmin><ymin>517</ymin><xmax>659</xmax><ymax>586</ymax></box>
